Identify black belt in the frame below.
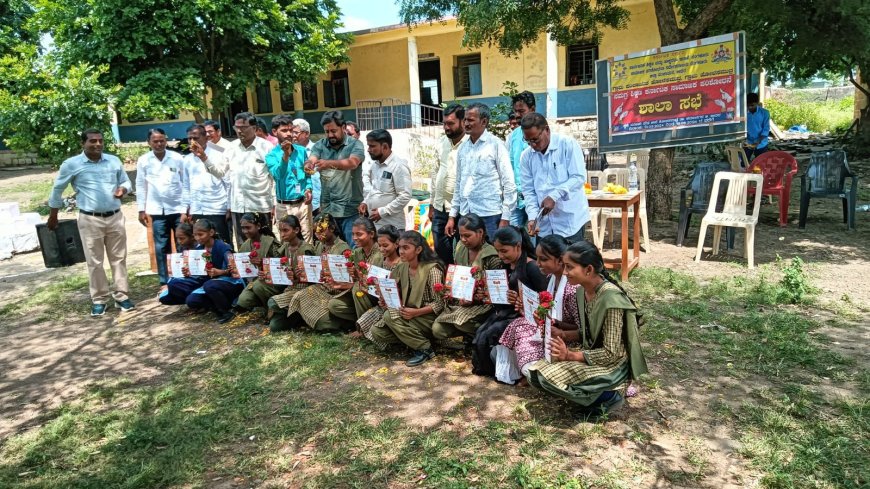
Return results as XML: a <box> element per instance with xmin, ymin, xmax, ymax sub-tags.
<box><xmin>79</xmin><ymin>209</ymin><xmax>120</xmax><ymax>217</ymax></box>
<box><xmin>278</xmin><ymin>197</ymin><xmax>305</xmax><ymax>205</ymax></box>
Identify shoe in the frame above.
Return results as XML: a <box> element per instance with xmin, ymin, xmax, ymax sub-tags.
<box><xmin>115</xmin><ymin>299</ymin><xmax>136</xmax><ymax>312</ymax></box>
<box><xmin>216</xmin><ymin>311</ymin><xmax>236</xmax><ymax>324</ymax></box>
<box><xmin>406</xmin><ymin>348</ymin><xmax>435</xmax><ymax>367</ymax></box>
<box><xmin>578</xmin><ymin>391</ymin><xmax>625</xmax><ymax>421</ymax></box>
<box><xmin>91</xmin><ymin>303</ymin><xmax>107</xmax><ymax>317</ymax></box>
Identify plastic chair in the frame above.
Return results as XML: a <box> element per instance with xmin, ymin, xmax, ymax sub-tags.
<box><xmin>586</xmin><ymin>170</ymin><xmax>605</xmax><ymax>249</ymax></box>
<box><xmin>746</xmin><ymin>151</ymin><xmax>799</xmax><ymax>227</ymax></box>
<box><xmin>724</xmin><ymin>145</ymin><xmax>747</xmax><ymax>171</ymax></box>
<box><xmin>694</xmin><ymin>172</ymin><xmax>764</xmax><ymax>268</ymax></box>
<box><xmin>676</xmin><ymin>161</ymin><xmax>731</xmax><ymax>246</ymax></box>
<box><xmin>631</xmin><ymin>150</ymin><xmax>650</xmax><ymax>173</ymax></box>
<box><xmin>798</xmin><ymin>150</ymin><xmax>858</xmax><ymax>230</ymax></box>
<box><xmin>584</xmin><ymin>147</ymin><xmax>608</xmax><ymax>171</ymax></box>
<box><xmin>598</xmin><ymin>167</ymin><xmax>651</xmax><ymax>251</ymax></box>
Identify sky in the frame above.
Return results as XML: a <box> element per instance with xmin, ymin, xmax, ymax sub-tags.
<box><xmin>336</xmin><ymin>0</ymin><xmax>403</xmax><ymax>32</ymax></box>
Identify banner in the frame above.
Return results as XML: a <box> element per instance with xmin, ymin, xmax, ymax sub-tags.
<box><xmin>596</xmin><ymin>33</ymin><xmax>747</xmax><ymax>152</ymax></box>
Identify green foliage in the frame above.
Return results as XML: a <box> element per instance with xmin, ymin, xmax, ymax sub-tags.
<box><xmin>489</xmin><ymin>81</ymin><xmax>519</xmax><ymax>140</ymax></box>
<box><xmin>34</xmin><ymin>0</ymin><xmax>351</xmax><ymax>116</ymax></box>
<box><xmin>765</xmin><ymin>97</ymin><xmax>855</xmax><ymax>134</ymax></box>
<box><xmin>0</xmin><ymin>1</ymin><xmax>35</xmax><ymax>59</ymax></box>
<box><xmin>776</xmin><ymin>256</ymin><xmax>814</xmax><ymax>304</ymax></box>
<box><xmin>399</xmin><ymin>0</ymin><xmax>630</xmax><ymax>55</ymax></box>
<box><xmin>0</xmin><ymin>45</ymin><xmax>118</xmax><ymax>164</ymax></box>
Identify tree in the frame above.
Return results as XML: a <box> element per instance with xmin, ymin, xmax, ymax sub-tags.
<box><xmin>400</xmin><ymin>0</ymin><xmax>735</xmax><ymax>221</ymax></box>
<box><xmin>717</xmin><ymin>0</ymin><xmax>870</xmax><ymax>151</ymax></box>
<box><xmin>34</xmin><ymin>0</ymin><xmax>352</xmax><ymax>121</ymax></box>
<box><xmin>0</xmin><ymin>1</ymin><xmax>35</xmax><ymax>59</ymax></box>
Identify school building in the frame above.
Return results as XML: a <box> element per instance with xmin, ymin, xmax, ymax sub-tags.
<box><xmin>116</xmin><ymin>0</ymin><xmax>663</xmax><ymax>142</ymax></box>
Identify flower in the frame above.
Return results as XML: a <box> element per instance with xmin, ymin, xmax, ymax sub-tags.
<box><xmin>345</xmin><ymin>262</ymin><xmax>354</xmax><ymax>268</ymax></box>
<box><xmin>470</xmin><ymin>266</ymin><xmax>479</xmax><ymax>275</ymax></box>
<box><xmin>205</xmin><ymin>262</ymin><xmax>214</xmax><ymax>270</ymax></box>
<box><xmin>343</xmin><ymin>249</ymin><xmax>352</xmax><ymax>259</ymax></box>
<box><xmin>357</xmin><ymin>261</ymin><xmax>367</xmax><ymax>268</ymax></box>
<box><xmin>280</xmin><ymin>256</ymin><xmax>289</xmax><ymax>265</ymax></box>
<box><xmin>355</xmin><ymin>291</ymin><xmax>365</xmax><ymax>298</ymax></box>
<box><xmin>366</xmin><ymin>277</ymin><xmax>376</xmax><ymax>285</ymax></box>
<box><xmin>539</xmin><ymin>291</ymin><xmax>553</xmax><ymax>303</ymax></box>
<box><xmin>253</xmin><ymin>242</ymin><xmax>261</xmax><ymax>250</ymax></box>
<box><xmin>433</xmin><ymin>282</ymin><xmax>444</xmax><ymax>292</ymax></box>
<box><xmin>245</xmin><ymin>267</ymin><xmax>252</xmax><ymax>274</ymax></box>
<box><xmin>202</xmin><ymin>251</ymin><xmax>212</xmax><ymax>262</ymax></box>
<box><xmin>540</xmin><ymin>301</ymin><xmax>551</xmax><ymax>309</ymax></box>
<box><xmin>249</xmin><ymin>250</ymin><xmax>258</xmax><ymax>258</ymax></box>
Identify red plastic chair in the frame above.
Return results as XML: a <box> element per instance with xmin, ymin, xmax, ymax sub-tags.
<box><xmin>747</xmin><ymin>151</ymin><xmax>799</xmax><ymax>227</ymax></box>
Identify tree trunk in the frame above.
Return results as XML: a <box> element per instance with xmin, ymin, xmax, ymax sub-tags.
<box><xmin>646</xmin><ymin>147</ymin><xmax>676</xmax><ymax>221</ymax></box>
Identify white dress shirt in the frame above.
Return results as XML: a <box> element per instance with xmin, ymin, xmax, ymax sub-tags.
<box><xmin>183</xmin><ymin>146</ymin><xmax>230</xmax><ymax>215</ymax></box>
<box><xmin>136</xmin><ymin>150</ymin><xmax>187</xmax><ymax>215</ymax></box>
<box><xmin>363</xmin><ymin>152</ymin><xmax>413</xmax><ymax>230</ymax></box>
<box><xmin>450</xmin><ymin>130</ymin><xmax>516</xmax><ymax>220</ymax></box>
<box><xmin>430</xmin><ymin>134</ymin><xmax>468</xmax><ymax>213</ymax></box>
<box><xmin>520</xmin><ymin>133</ymin><xmax>590</xmax><ymax>237</ymax></box>
<box><xmin>204</xmin><ymin>137</ymin><xmax>274</xmax><ymax>213</ymax></box>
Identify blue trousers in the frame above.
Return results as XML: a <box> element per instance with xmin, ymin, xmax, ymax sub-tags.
<box><xmin>186</xmin><ymin>279</ymin><xmax>244</xmax><ymax>314</ymax></box>
<box><xmin>334</xmin><ymin>215</ymin><xmax>357</xmax><ymax>248</ymax></box>
<box><xmin>159</xmin><ymin>277</ymin><xmax>206</xmax><ymax>305</ymax></box>
<box><xmin>478</xmin><ymin>214</ymin><xmax>502</xmax><ymax>243</ymax></box>
<box><xmin>431</xmin><ymin>208</ymin><xmax>454</xmax><ymax>265</ymax></box>
<box><xmin>151</xmin><ymin>213</ymin><xmax>181</xmax><ymax>285</ymax></box>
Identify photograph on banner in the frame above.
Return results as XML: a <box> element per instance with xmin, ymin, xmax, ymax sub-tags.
<box><xmin>609</xmin><ymin>37</ymin><xmax>738</xmax><ymax>135</ymax></box>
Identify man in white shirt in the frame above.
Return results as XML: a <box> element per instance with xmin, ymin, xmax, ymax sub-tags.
<box><xmin>201</xmin><ymin>112</ymin><xmax>274</xmax><ymax>249</ymax></box>
<box><xmin>345</xmin><ymin>121</ymin><xmax>373</xmax><ymax>197</ymax></box>
<box><xmin>185</xmin><ymin>124</ymin><xmax>232</xmax><ymax>244</ymax></box>
<box><xmin>293</xmin><ymin>118</ymin><xmax>320</xmax><ymax>216</ymax></box>
<box><xmin>444</xmin><ymin>103</ymin><xmax>516</xmax><ymax>240</ymax></box>
<box><xmin>203</xmin><ymin>119</ymin><xmax>232</xmax><ymax>151</ymax></box>
<box><xmin>359</xmin><ymin>129</ymin><xmax>412</xmax><ymax>230</ymax></box>
<box><xmin>429</xmin><ymin>104</ymin><xmax>468</xmax><ymax>265</ymax></box>
<box><xmin>136</xmin><ymin>128</ymin><xmax>187</xmax><ymax>287</ymax></box>
<box><xmin>520</xmin><ymin>113</ymin><xmax>589</xmax><ymax>242</ymax></box>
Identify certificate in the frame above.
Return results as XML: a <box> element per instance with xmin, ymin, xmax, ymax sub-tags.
<box><xmin>366</xmin><ymin>265</ymin><xmax>391</xmax><ymax>296</ymax></box>
<box><xmin>326</xmin><ymin>254</ymin><xmax>352</xmax><ymax>283</ymax></box>
<box><xmin>520</xmin><ymin>283</ymin><xmax>540</xmax><ymax>326</ymax></box>
<box><xmin>378</xmin><ymin>278</ymin><xmax>402</xmax><ymax>309</ymax></box>
<box><xmin>448</xmin><ymin>264</ymin><xmax>474</xmax><ymax>301</ymax></box>
<box><xmin>264</xmin><ymin>258</ymin><xmax>292</xmax><ymax>286</ymax></box>
<box><xmin>188</xmin><ymin>250</ymin><xmax>207</xmax><ymax>276</ymax></box>
<box><xmin>167</xmin><ymin>252</ymin><xmax>186</xmax><ymax>278</ymax></box>
<box><xmin>231</xmin><ymin>252</ymin><xmax>258</xmax><ymax>278</ymax></box>
<box><xmin>299</xmin><ymin>255</ymin><xmax>323</xmax><ymax>283</ymax></box>
<box><xmin>485</xmin><ymin>269</ymin><xmax>510</xmax><ymax>304</ymax></box>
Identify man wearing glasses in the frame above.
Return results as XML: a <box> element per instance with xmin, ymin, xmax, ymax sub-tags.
<box><xmin>203</xmin><ymin>120</ymin><xmax>232</xmax><ymax>151</ymax></box>
<box><xmin>201</xmin><ymin>111</ymin><xmax>274</xmax><ymax>248</ymax></box>
<box><xmin>519</xmin><ymin>112</ymin><xmax>589</xmax><ymax>242</ymax></box>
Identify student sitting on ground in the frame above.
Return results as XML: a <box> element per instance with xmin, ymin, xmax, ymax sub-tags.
<box><xmin>370</xmin><ymin>231</ymin><xmax>446</xmax><ymax>366</ymax></box>
<box><xmin>184</xmin><ymin>219</ymin><xmax>243</xmax><ymax>323</ymax></box>
<box><xmin>264</xmin><ymin>216</ymin><xmax>316</xmax><ymax>332</ymax></box>
<box><xmin>526</xmin><ymin>241</ymin><xmax>648</xmax><ymax>419</ymax></box>
<box><xmin>327</xmin><ymin>217</ymin><xmax>382</xmax><ymax>325</ymax></box>
<box><xmin>158</xmin><ymin>222</ymin><xmax>205</xmax><ymax>305</ymax></box>
<box><xmin>285</xmin><ymin>213</ymin><xmax>352</xmax><ymax>333</ymax></box>
<box><xmin>498</xmin><ymin>235</ymin><xmax>579</xmax><ymax>384</ymax></box>
<box><xmin>471</xmin><ymin>226</ymin><xmax>548</xmax><ymax>378</ymax></box>
<box><xmin>235</xmin><ymin>213</ymin><xmax>283</xmax><ymax>317</ymax></box>
<box><xmin>353</xmin><ymin>225</ymin><xmax>401</xmax><ymax>344</ymax></box>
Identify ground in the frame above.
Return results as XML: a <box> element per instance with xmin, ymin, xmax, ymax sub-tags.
<box><xmin>0</xmin><ymin>155</ymin><xmax>867</xmax><ymax>489</ymax></box>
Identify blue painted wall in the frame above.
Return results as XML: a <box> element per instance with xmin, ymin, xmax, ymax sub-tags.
<box><xmin>556</xmin><ymin>88</ymin><xmax>597</xmax><ymax>117</ymax></box>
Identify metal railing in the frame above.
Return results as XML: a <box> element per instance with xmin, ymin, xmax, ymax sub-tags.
<box><xmin>356</xmin><ymin>98</ymin><xmax>444</xmax><ymax>139</ymax></box>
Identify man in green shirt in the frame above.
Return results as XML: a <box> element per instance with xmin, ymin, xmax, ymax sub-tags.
<box><xmin>305</xmin><ymin>110</ymin><xmax>366</xmax><ymax>246</ymax></box>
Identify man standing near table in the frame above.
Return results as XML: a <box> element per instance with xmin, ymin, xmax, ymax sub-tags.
<box><xmin>186</xmin><ymin>124</ymin><xmax>232</xmax><ymax>244</ymax></box>
<box><xmin>304</xmin><ymin>110</ymin><xmax>366</xmax><ymax>246</ymax></box>
<box><xmin>444</xmin><ymin>102</ymin><xmax>516</xmax><ymax>240</ymax></box>
<box><xmin>136</xmin><ymin>128</ymin><xmax>187</xmax><ymax>289</ymax></box>
<box><xmin>359</xmin><ymin>129</ymin><xmax>412</xmax><ymax>231</ymax></box>
<box><xmin>519</xmin><ymin>113</ymin><xmax>589</xmax><ymax>242</ymax></box>
<box><xmin>429</xmin><ymin>103</ymin><xmax>467</xmax><ymax>265</ymax></box>
<box><xmin>47</xmin><ymin>129</ymin><xmax>135</xmax><ymax>316</ymax></box>
<box><xmin>266</xmin><ymin>115</ymin><xmax>313</xmax><ymax>241</ymax></box>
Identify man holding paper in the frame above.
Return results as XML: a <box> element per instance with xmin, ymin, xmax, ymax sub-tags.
<box><xmin>519</xmin><ymin>113</ymin><xmax>590</xmax><ymax>242</ymax></box>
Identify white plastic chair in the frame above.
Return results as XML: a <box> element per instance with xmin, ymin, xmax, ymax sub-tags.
<box><xmin>630</xmin><ymin>150</ymin><xmax>650</xmax><ymax>173</ymax></box>
<box><xmin>586</xmin><ymin>170</ymin><xmax>605</xmax><ymax>248</ymax></box>
<box><xmin>724</xmin><ymin>146</ymin><xmax>747</xmax><ymax>171</ymax></box>
<box><xmin>694</xmin><ymin>172</ymin><xmax>764</xmax><ymax>268</ymax></box>
<box><xmin>598</xmin><ymin>167</ymin><xmax>651</xmax><ymax>252</ymax></box>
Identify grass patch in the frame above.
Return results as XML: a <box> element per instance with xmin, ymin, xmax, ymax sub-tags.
<box><xmin>4</xmin><ymin>179</ymin><xmax>55</xmax><ymax>215</ymax></box>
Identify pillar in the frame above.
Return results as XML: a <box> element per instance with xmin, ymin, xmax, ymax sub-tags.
<box><xmin>546</xmin><ymin>37</ymin><xmax>559</xmax><ymax>119</ymax></box>
<box><xmin>408</xmin><ymin>36</ymin><xmax>422</xmax><ymax>127</ymax></box>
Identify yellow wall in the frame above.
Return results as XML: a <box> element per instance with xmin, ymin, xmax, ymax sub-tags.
<box><xmin>343</xmin><ymin>38</ymin><xmax>410</xmax><ymax>103</ymax></box>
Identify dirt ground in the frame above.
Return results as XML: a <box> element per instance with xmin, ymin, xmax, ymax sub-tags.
<box><xmin>0</xmin><ymin>156</ymin><xmax>868</xmax><ymax>486</ymax></box>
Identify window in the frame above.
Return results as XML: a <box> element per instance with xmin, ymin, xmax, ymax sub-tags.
<box><xmin>253</xmin><ymin>82</ymin><xmax>273</xmax><ymax>114</ymax></box>
<box><xmin>453</xmin><ymin>54</ymin><xmax>482</xmax><ymax>97</ymax></box>
<box><xmin>323</xmin><ymin>69</ymin><xmax>350</xmax><ymax>108</ymax></box>
<box><xmin>279</xmin><ymin>85</ymin><xmax>295</xmax><ymax>112</ymax></box>
<box><xmin>566</xmin><ymin>44</ymin><xmax>598</xmax><ymax>86</ymax></box>
<box><xmin>302</xmin><ymin>82</ymin><xmax>318</xmax><ymax>110</ymax></box>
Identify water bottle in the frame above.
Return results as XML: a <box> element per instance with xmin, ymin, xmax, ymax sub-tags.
<box><xmin>628</xmin><ymin>156</ymin><xmax>639</xmax><ymax>192</ymax></box>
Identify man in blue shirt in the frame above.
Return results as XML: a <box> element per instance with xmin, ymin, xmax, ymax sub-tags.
<box><xmin>48</xmin><ymin>129</ymin><xmax>135</xmax><ymax>317</ymax></box>
<box><xmin>744</xmin><ymin>92</ymin><xmax>770</xmax><ymax>161</ymax></box>
<box><xmin>265</xmin><ymin>115</ymin><xmax>313</xmax><ymax>242</ymax></box>
<box><xmin>508</xmin><ymin>91</ymin><xmax>537</xmax><ymax>230</ymax></box>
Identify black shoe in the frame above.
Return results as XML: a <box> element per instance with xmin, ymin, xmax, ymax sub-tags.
<box><xmin>406</xmin><ymin>348</ymin><xmax>435</xmax><ymax>367</ymax></box>
<box><xmin>578</xmin><ymin>391</ymin><xmax>625</xmax><ymax>421</ymax></box>
<box><xmin>216</xmin><ymin>311</ymin><xmax>236</xmax><ymax>324</ymax></box>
